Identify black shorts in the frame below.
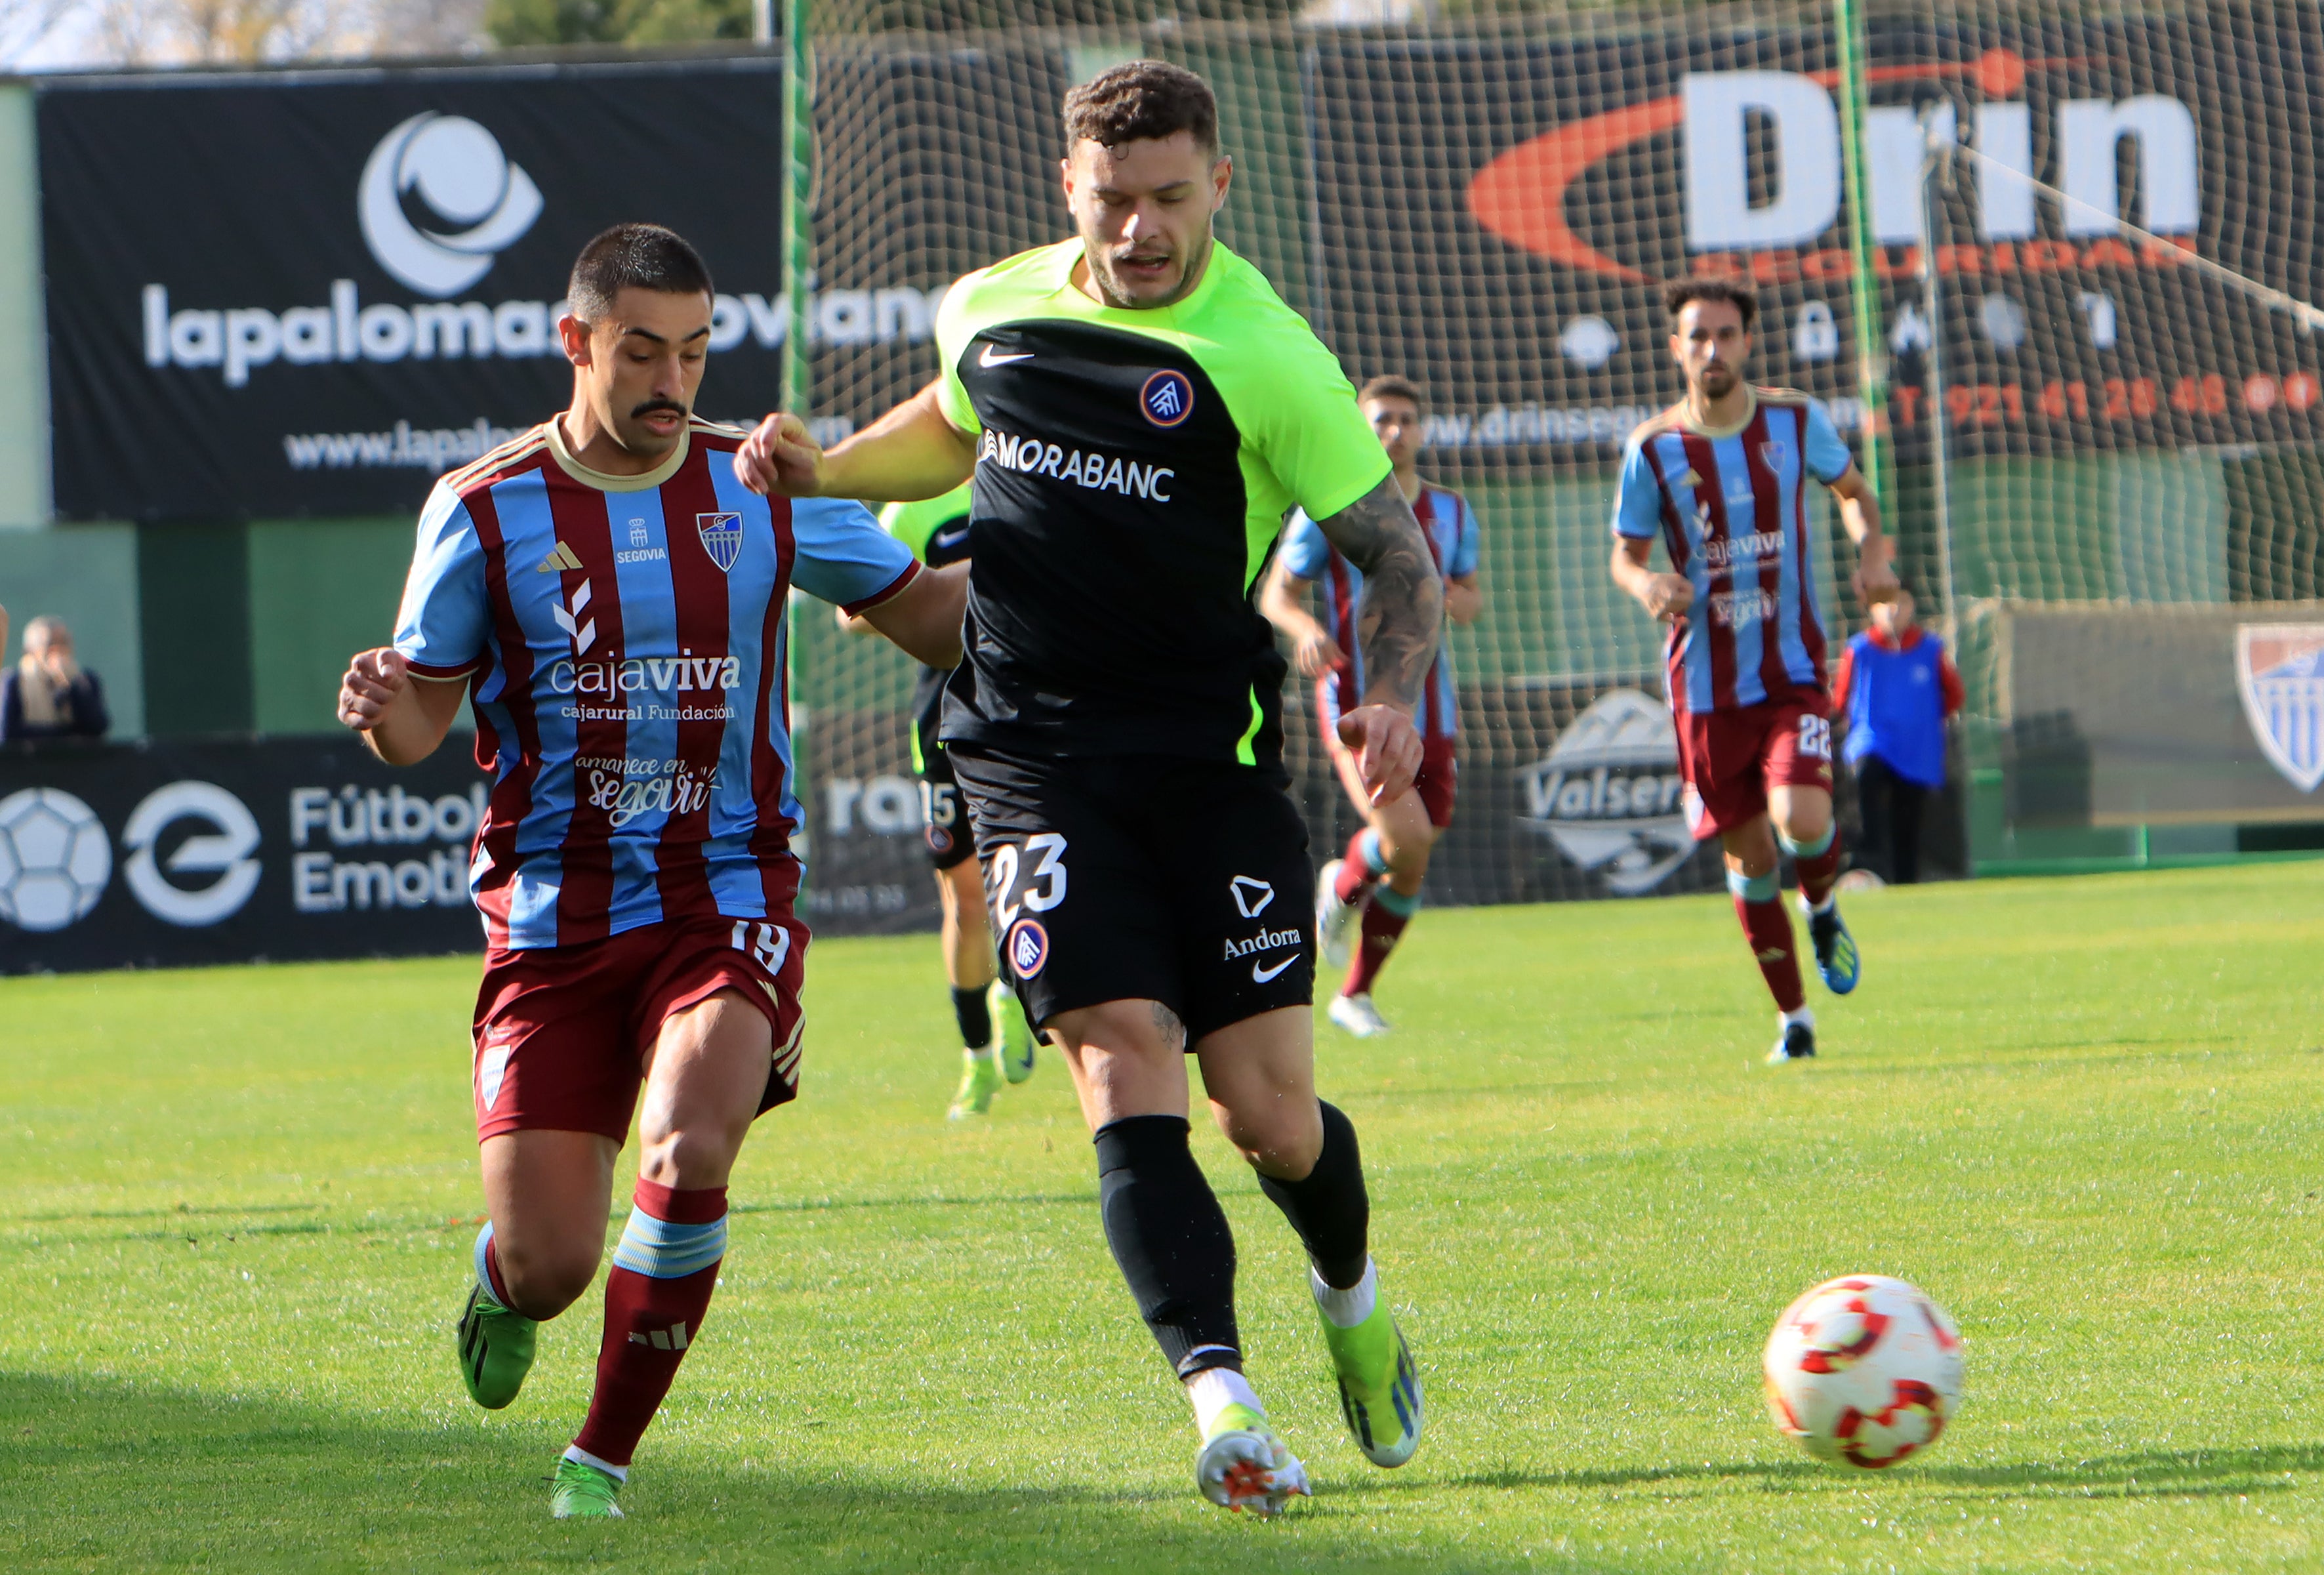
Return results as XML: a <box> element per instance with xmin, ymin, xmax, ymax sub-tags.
<box><xmin>949</xmin><ymin>750</ymin><xmax>1315</xmax><ymax>1041</ymax></box>
<box><xmin>912</xmin><ymin>678</ymin><xmax>975</xmax><ymax>871</ymax></box>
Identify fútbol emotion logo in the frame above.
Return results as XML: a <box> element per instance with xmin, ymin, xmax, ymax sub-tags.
<box><xmin>123</xmin><ymin>781</ymin><xmax>263</xmax><ymax>927</ymax></box>
<box><xmin>358</xmin><ymin>113</ymin><xmax>544</xmax><ymax>298</ymax></box>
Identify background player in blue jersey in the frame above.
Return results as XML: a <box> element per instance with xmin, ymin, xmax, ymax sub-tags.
<box><xmin>336</xmin><ymin>225</ymin><xmax>966</xmax><ymax>1521</ymax></box>
<box><xmin>1261</xmin><ymin>375</ymin><xmax>1482</xmax><ymax>1037</ymax></box>
<box><xmin>1610</xmin><ymin>279</ymin><xmax>1896</xmax><ymax>1065</ymax></box>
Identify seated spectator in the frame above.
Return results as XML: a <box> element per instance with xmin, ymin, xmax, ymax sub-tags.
<box><xmin>1</xmin><ymin>615</ymin><xmax>111</xmax><ymax>743</ymax></box>
<box><xmin>1833</xmin><ymin>588</ymin><xmax>1962</xmax><ymax>886</ymax></box>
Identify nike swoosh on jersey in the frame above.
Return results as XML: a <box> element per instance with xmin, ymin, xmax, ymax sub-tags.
<box><xmin>1251</xmin><ymin>954</ymin><xmax>1299</xmax><ymax>983</ymax></box>
<box><xmin>932</xmin><ymin>528</ymin><xmax>971</xmax><ymax>549</ymax></box>
<box><xmin>979</xmin><ymin>345</ymin><xmax>1034</xmax><ymax>367</ymax></box>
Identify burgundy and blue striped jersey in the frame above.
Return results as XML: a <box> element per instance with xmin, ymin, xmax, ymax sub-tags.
<box><xmin>1281</xmin><ymin>483</ymin><xmax>1480</xmax><ymax>742</ymax></box>
<box><xmin>392</xmin><ymin>417</ymin><xmax>919</xmax><ymax>950</ymax></box>
<box><xmin>1612</xmin><ymin>387</ymin><xmax>1854</xmax><ymax>714</ymax></box>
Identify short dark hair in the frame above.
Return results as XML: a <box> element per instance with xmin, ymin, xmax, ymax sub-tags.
<box><xmin>1663</xmin><ymin>277</ymin><xmax>1757</xmax><ymax>329</ymax></box>
<box><xmin>568</xmin><ymin>223</ymin><xmax>714</xmax><ymax>324</ymax></box>
<box><xmin>1358</xmin><ymin>375</ymin><xmax>1423</xmax><ymax>411</ymax></box>
<box><xmin>1062</xmin><ymin>60</ymin><xmax>1219</xmax><ymax>155</ymax></box>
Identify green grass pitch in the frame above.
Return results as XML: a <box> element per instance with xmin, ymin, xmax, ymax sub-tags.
<box><xmin>5</xmin><ymin>862</ymin><xmax>2323</xmax><ymax>1572</ymax></box>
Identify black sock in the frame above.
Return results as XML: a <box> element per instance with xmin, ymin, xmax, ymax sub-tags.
<box><xmin>952</xmin><ymin>985</ymin><xmax>992</xmax><ymax>1049</ymax></box>
<box><xmin>1093</xmin><ymin>1116</ymin><xmax>1242</xmax><ymax>1377</ymax></box>
<box><xmin>1256</xmin><ymin>1101</ymin><xmax>1370</xmax><ymax>1290</ymax></box>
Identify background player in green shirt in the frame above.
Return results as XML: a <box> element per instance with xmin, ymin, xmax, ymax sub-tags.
<box><xmin>838</xmin><ymin>482</ymin><xmax>1038</xmax><ymax>1116</ymax></box>
<box><xmin>740</xmin><ymin>62</ymin><xmax>1442</xmax><ymax>1517</ymax></box>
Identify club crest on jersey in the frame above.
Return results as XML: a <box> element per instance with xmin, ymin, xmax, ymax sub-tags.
<box><xmin>1139</xmin><ymin>369</ymin><xmax>1194</xmax><ymax>428</ymax></box>
<box><xmin>1006</xmin><ymin>917</ymin><xmax>1050</xmax><ymax>979</ymax></box>
<box><xmin>696</xmin><ymin>512</ymin><xmax>744</xmax><ymax>573</ymax></box>
<box><xmin>2237</xmin><ymin>623</ymin><xmax>2324</xmax><ymax>792</ymax></box>
<box><xmin>1758</xmin><ymin>439</ymin><xmax>1789</xmax><ymax>475</ymax></box>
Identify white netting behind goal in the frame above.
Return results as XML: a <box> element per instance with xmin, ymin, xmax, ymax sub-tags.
<box><xmin>787</xmin><ymin>0</ymin><xmax>2324</xmax><ymax>931</ymax></box>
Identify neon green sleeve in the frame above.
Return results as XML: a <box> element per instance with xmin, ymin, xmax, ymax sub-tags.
<box><xmin>1243</xmin><ymin>304</ymin><xmax>1393</xmax><ymax>522</ymax></box>
<box><xmin>878</xmin><ymin>483</ymin><xmax>974</xmax><ymax>563</ymax></box>
<box><xmin>932</xmin><ymin>274</ymin><xmax>985</xmax><ymax>436</ymax></box>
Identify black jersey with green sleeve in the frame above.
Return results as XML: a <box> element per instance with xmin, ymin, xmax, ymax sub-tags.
<box><xmin>933</xmin><ymin>238</ymin><xmax>1391</xmax><ymax>773</ymax></box>
<box><xmin>878</xmin><ymin>483</ymin><xmax>973</xmax><ymax>775</ymax></box>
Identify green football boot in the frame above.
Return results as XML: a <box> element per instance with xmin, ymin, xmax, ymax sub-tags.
<box><xmin>1316</xmin><ymin>1278</ymin><xmax>1423</xmax><ymax>1467</ymax></box>
<box><xmin>549</xmin><ymin>1457</ymin><xmax>625</xmax><ymax>1520</ymax></box>
<box><xmin>1194</xmin><ymin>1402</ymin><xmax>1311</xmax><ymax>1517</ymax></box>
<box><xmin>947</xmin><ymin>1048</ymin><xmax>1001</xmax><ymax>1119</ymax></box>
<box><xmin>990</xmin><ymin>979</ymin><xmax>1037</xmax><ymax>1084</ymax></box>
<box><xmin>457</xmin><ymin>1281</ymin><xmax>537</xmax><ymax>1411</ymax></box>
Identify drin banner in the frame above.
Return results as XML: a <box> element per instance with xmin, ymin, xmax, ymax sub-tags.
<box><xmin>1305</xmin><ymin>9</ymin><xmax>2324</xmax><ymax>465</ymax></box>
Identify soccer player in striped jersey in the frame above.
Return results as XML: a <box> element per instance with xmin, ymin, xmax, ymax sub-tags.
<box><xmin>335</xmin><ymin>224</ymin><xmax>965</xmax><ymax>1519</ymax></box>
<box><xmin>1610</xmin><ymin>279</ymin><xmax>1896</xmax><ymax>1065</ymax></box>
<box><xmin>1260</xmin><ymin>376</ymin><xmax>1483</xmax><ymax>1037</ymax></box>
<box><xmin>837</xmin><ymin>481</ymin><xmax>1038</xmax><ymax>1116</ymax></box>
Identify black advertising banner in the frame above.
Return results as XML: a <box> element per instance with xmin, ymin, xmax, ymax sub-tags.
<box><xmin>40</xmin><ymin>58</ymin><xmax>947</xmax><ymax>521</ymax></box>
<box><xmin>0</xmin><ymin>736</ymin><xmax>487</xmax><ymax>973</ymax></box>
<box><xmin>1307</xmin><ymin>10</ymin><xmax>2324</xmax><ymax>465</ymax></box>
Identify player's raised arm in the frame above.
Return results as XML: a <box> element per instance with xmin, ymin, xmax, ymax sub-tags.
<box><xmin>737</xmin><ymin>378</ymin><xmax>976</xmax><ymax>503</ymax></box>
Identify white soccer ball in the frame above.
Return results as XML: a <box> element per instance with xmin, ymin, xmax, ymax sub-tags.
<box><xmin>1763</xmin><ymin>1274</ymin><xmax>1963</xmax><ymax>1469</ymax></box>
<box><xmin>0</xmin><ymin>787</ymin><xmax>113</xmax><ymax>931</ymax></box>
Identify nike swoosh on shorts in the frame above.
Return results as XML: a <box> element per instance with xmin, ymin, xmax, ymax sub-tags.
<box><xmin>933</xmin><ymin>529</ymin><xmax>971</xmax><ymax>549</ymax></box>
<box><xmin>1252</xmin><ymin>954</ymin><xmax>1298</xmax><ymax>983</ymax></box>
<box><xmin>980</xmin><ymin>345</ymin><xmax>1033</xmax><ymax>367</ymax></box>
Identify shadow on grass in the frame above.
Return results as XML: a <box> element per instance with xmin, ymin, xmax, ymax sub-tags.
<box><xmin>0</xmin><ymin>1372</ymin><xmax>1623</xmax><ymax>1575</ymax></box>
<box><xmin>1423</xmin><ymin>1442</ymin><xmax>2321</xmax><ymax>1501</ymax></box>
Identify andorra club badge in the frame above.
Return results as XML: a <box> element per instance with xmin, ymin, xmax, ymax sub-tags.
<box><xmin>2236</xmin><ymin>624</ymin><xmax>2324</xmax><ymax>793</ymax></box>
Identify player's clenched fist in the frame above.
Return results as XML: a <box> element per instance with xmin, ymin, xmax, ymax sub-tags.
<box><xmin>1641</xmin><ymin>572</ymin><xmax>1694</xmax><ymax>623</ymax></box>
<box><xmin>1336</xmin><ymin>704</ymin><xmax>1422</xmax><ymax>806</ymax></box>
<box><xmin>338</xmin><ymin>647</ymin><xmax>409</xmax><ymax>731</ymax></box>
<box><xmin>736</xmin><ymin>412</ymin><xmax>826</xmax><ymax>497</ymax></box>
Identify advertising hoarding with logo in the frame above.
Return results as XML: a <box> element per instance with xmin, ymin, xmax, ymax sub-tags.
<box><xmin>36</xmin><ymin>58</ymin><xmax>955</xmax><ymax>522</ymax></box>
<box><xmin>2000</xmin><ymin>604</ymin><xmax>2324</xmax><ymax>828</ymax></box>
<box><xmin>1305</xmin><ymin>12</ymin><xmax>2324</xmax><ymax>464</ymax></box>
<box><xmin>0</xmin><ymin>737</ymin><xmax>487</xmax><ymax>973</ymax></box>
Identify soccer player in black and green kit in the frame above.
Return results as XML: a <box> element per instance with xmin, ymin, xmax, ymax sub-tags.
<box><xmin>739</xmin><ymin>62</ymin><xmax>1443</xmax><ymax>1515</ymax></box>
<box><xmin>840</xmin><ymin>482</ymin><xmax>1040</xmax><ymax>1117</ymax></box>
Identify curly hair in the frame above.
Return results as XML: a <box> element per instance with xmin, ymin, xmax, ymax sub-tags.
<box><xmin>1062</xmin><ymin>60</ymin><xmax>1219</xmax><ymax>155</ymax></box>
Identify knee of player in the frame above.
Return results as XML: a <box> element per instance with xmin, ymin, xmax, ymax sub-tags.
<box><xmin>1217</xmin><ymin>1103</ymin><xmax>1324</xmax><ymax>1179</ymax></box>
<box><xmin>1777</xmin><ymin>800</ymin><xmax>1834</xmax><ymax>847</ymax></box>
<box><xmin>496</xmin><ymin>1238</ymin><xmax>600</xmax><ymax>1318</ymax></box>
<box><xmin>638</xmin><ymin>1124</ymin><xmax>748</xmax><ymax>1192</ymax></box>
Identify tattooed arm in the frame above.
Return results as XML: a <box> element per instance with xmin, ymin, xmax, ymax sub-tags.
<box><xmin>1309</xmin><ymin>474</ymin><xmax>1444</xmax><ymax>803</ymax></box>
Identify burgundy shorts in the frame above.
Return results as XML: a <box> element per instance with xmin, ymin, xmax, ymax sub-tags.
<box><xmin>1674</xmin><ymin>687</ymin><xmax>1835</xmax><ymax>839</ymax></box>
<box><xmin>470</xmin><ymin>913</ymin><xmax>808</xmax><ymax>1144</ymax></box>
<box><xmin>1318</xmin><ymin>678</ymin><xmax>1459</xmax><ymax>829</ymax></box>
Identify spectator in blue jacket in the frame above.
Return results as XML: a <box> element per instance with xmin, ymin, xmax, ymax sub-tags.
<box><xmin>1833</xmin><ymin>588</ymin><xmax>1962</xmax><ymax>885</ymax></box>
<box><xmin>1</xmin><ymin>615</ymin><xmax>111</xmax><ymax>745</ymax></box>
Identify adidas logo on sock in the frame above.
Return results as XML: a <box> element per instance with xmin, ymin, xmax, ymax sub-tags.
<box><xmin>627</xmin><ymin>1320</ymin><xmax>690</xmax><ymax>1351</ymax></box>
